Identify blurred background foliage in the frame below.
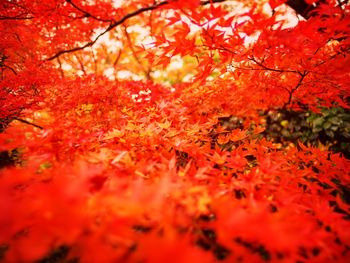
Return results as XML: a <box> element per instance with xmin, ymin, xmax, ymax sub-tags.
<box><xmin>262</xmin><ymin>107</ymin><xmax>350</xmax><ymax>158</ymax></box>
<box><xmin>214</xmin><ymin>107</ymin><xmax>350</xmax><ymax>159</ymax></box>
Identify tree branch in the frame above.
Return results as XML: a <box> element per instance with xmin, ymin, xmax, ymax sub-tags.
<box><xmin>47</xmin><ymin>0</ymin><xmax>231</xmax><ymax>61</ymax></box>
<box><xmin>123</xmin><ymin>25</ymin><xmax>152</xmax><ymax>80</ymax></box>
<box><xmin>285</xmin><ymin>0</ymin><xmax>315</xmax><ymax>19</ymax></box>
<box><xmin>282</xmin><ymin>71</ymin><xmax>308</xmax><ymax>109</ymax></box>
<box><xmin>201</xmin><ymin>0</ymin><xmax>228</xmax><ymax>4</ymax></box>
<box><xmin>0</xmin><ymin>15</ymin><xmax>34</xmax><ymax>20</ymax></box>
<box><xmin>1</xmin><ymin>63</ymin><xmax>17</xmax><ymax>75</ymax></box>
<box><xmin>313</xmin><ymin>46</ymin><xmax>350</xmax><ymax>68</ymax></box>
<box><xmin>47</xmin><ymin>1</ymin><xmax>170</xmax><ymax>61</ymax></box>
<box><xmin>248</xmin><ymin>56</ymin><xmax>299</xmax><ymax>74</ymax></box>
<box><xmin>12</xmin><ymin>117</ymin><xmax>44</xmax><ymax>130</ymax></box>
<box><xmin>66</xmin><ymin>0</ymin><xmax>113</xmax><ymax>23</ymax></box>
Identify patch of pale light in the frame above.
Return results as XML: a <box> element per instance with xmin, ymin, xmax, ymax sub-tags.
<box><xmin>206</xmin><ymin>75</ymin><xmax>214</xmax><ymax>81</ymax></box>
<box><xmin>236</xmin><ymin>15</ymin><xmax>251</xmax><ymax>25</ymax></box>
<box><xmin>275</xmin><ymin>4</ymin><xmax>300</xmax><ymax>29</ymax></box>
<box><xmin>139</xmin><ymin>89</ymin><xmax>151</xmax><ymax>95</ymax></box>
<box><xmin>263</xmin><ymin>2</ymin><xmax>274</xmax><ymax>16</ymax></box>
<box><xmin>76</xmin><ymin>70</ymin><xmax>84</xmax><ymax>77</ymax></box>
<box><xmin>243</xmin><ymin>32</ymin><xmax>261</xmax><ymax>46</ymax></box>
<box><xmin>167</xmin><ymin>56</ymin><xmax>183</xmax><ymax>70</ymax></box>
<box><xmin>182</xmin><ymin>74</ymin><xmax>193</xmax><ymax>82</ymax></box>
<box><xmin>107</xmin><ymin>40</ymin><xmax>123</xmax><ymax>53</ymax></box>
<box><xmin>117</xmin><ymin>70</ymin><xmax>143</xmax><ymax>80</ymax></box>
<box><xmin>104</xmin><ymin>67</ymin><xmax>115</xmax><ymax>80</ymax></box>
<box><xmin>126</xmin><ymin>25</ymin><xmax>148</xmax><ymax>38</ymax></box>
<box><xmin>180</xmin><ymin>15</ymin><xmax>202</xmax><ymax>34</ymax></box>
<box><xmin>61</xmin><ymin>63</ymin><xmax>72</xmax><ymax>71</ymax></box>
<box><xmin>75</xmin><ymin>0</ymin><xmax>300</xmax><ymax>84</ymax></box>
<box><xmin>226</xmin><ymin>64</ymin><xmax>236</xmax><ymax>72</ymax></box>
<box><xmin>152</xmin><ymin>70</ymin><xmax>162</xmax><ymax>78</ymax></box>
<box><xmin>231</xmin><ymin>3</ymin><xmax>298</xmax><ymax>47</ymax></box>
<box><xmin>126</xmin><ymin>25</ymin><xmax>157</xmax><ymax>49</ymax></box>
<box><xmin>90</xmin><ymin>28</ymin><xmax>124</xmax><ymax>52</ymax></box>
<box><xmin>161</xmin><ymin>80</ymin><xmax>172</xmax><ymax>87</ymax></box>
<box><xmin>112</xmin><ymin>0</ymin><xmax>126</xmax><ymax>8</ymax></box>
<box><xmin>141</xmin><ymin>35</ymin><xmax>155</xmax><ymax>48</ymax></box>
<box><xmin>219</xmin><ymin>72</ymin><xmax>232</xmax><ymax>79</ymax></box>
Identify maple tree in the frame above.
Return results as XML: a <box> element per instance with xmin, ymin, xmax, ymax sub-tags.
<box><xmin>1</xmin><ymin>0</ymin><xmax>350</xmax><ymax>262</ymax></box>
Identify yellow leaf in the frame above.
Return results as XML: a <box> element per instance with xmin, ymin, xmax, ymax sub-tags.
<box><xmin>280</xmin><ymin>120</ymin><xmax>289</xmax><ymax>127</ymax></box>
<box><xmin>81</xmin><ymin>103</ymin><xmax>93</xmax><ymax>112</ymax></box>
<box><xmin>125</xmin><ymin>121</ymin><xmax>138</xmax><ymax>131</ymax></box>
<box><xmin>212</xmin><ymin>151</ymin><xmax>226</xmax><ymax>165</ymax></box>
<box><xmin>135</xmin><ymin>170</ymin><xmax>149</xmax><ymax>178</ymax></box>
<box><xmin>198</xmin><ymin>194</ymin><xmax>211</xmax><ymax>213</ymax></box>
<box><xmin>111</xmin><ymin>151</ymin><xmax>128</xmax><ymax>165</ymax></box>
<box><xmin>157</xmin><ymin>120</ymin><xmax>172</xmax><ymax>129</ymax></box>
<box><xmin>104</xmin><ymin>129</ymin><xmax>125</xmax><ymax>140</ymax></box>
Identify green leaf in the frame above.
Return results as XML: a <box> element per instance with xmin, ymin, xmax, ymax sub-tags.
<box><xmin>325</xmin><ymin>130</ymin><xmax>334</xmax><ymax>138</ymax></box>
<box><xmin>328</xmin><ymin>116</ymin><xmax>341</xmax><ymax>125</ymax></box>
<box><xmin>312</xmin><ymin>127</ymin><xmax>322</xmax><ymax>133</ymax></box>
<box><xmin>330</xmin><ymin>125</ymin><xmax>339</xmax><ymax>131</ymax></box>
<box><xmin>323</xmin><ymin>121</ymin><xmax>332</xmax><ymax>129</ymax></box>
<box><xmin>312</xmin><ymin>117</ymin><xmax>324</xmax><ymax>127</ymax></box>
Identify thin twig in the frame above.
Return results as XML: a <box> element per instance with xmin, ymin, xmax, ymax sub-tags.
<box><xmin>47</xmin><ymin>1</ymin><xmax>170</xmax><ymax>61</ymax></box>
<box><xmin>66</xmin><ymin>0</ymin><xmax>113</xmax><ymax>23</ymax></box>
<box><xmin>2</xmin><ymin>64</ymin><xmax>17</xmax><ymax>75</ymax></box>
<box><xmin>249</xmin><ymin>56</ymin><xmax>299</xmax><ymax>74</ymax></box>
<box><xmin>113</xmin><ymin>49</ymin><xmax>122</xmax><ymax>67</ymax></box>
<box><xmin>123</xmin><ymin>25</ymin><xmax>152</xmax><ymax>80</ymax></box>
<box><xmin>13</xmin><ymin>118</ymin><xmax>44</xmax><ymax>130</ymax></box>
<box><xmin>0</xmin><ymin>15</ymin><xmax>34</xmax><ymax>20</ymax></box>
<box><xmin>313</xmin><ymin>46</ymin><xmax>350</xmax><ymax>68</ymax></box>
<box><xmin>282</xmin><ymin>71</ymin><xmax>308</xmax><ymax>109</ymax></box>
<box><xmin>47</xmin><ymin>0</ymin><xmax>230</xmax><ymax>61</ymax></box>
<box><xmin>74</xmin><ymin>53</ymin><xmax>87</xmax><ymax>75</ymax></box>
<box><xmin>57</xmin><ymin>56</ymin><xmax>65</xmax><ymax>78</ymax></box>
<box><xmin>201</xmin><ymin>0</ymin><xmax>228</xmax><ymax>4</ymax></box>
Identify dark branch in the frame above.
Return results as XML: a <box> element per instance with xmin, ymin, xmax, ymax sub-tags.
<box><xmin>314</xmin><ymin>46</ymin><xmax>350</xmax><ymax>68</ymax></box>
<box><xmin>47</xmin><ymin>0</ymin><xmax>231</xmax><ymax>61</ymax></box>
<box><xmin>248</xmin><ymin>56</ymin><xmax>299</xmax><ymax>74</ymax></box>
<box><xmin>66</xmin><ymin>0</ymin><xmax>113</xmax><ymax>23</ymax></box>
<box><xmin>123</xmin><ymin>25</ymin><xmax>152</xmax><ymax>80</ymax></box>
<box><xmin>285</xmin><ymin>0</ymin><xmax>315</xmax><ymax>19</ymax></box>
<box><xmin>47</xmin><ymin>1</ymin><xmax>170</xmax><ymax>61</ymax></box>
<box><xmin>282</xmin><ymin>71</ymin><xmax>308</xmax><ymax>109</ymax></box>
<box><xmin>12</xmin><ymin>117</ymin><xmax>44</xmax><ymax>130</ymax></box>
<box><xmin>0</xmin><ymin>15</ymin><xmax>34</xmax><ymax>20</ymax></box>
<box><xmin>201</xmin><ymin>0</ymin><xmax>228</xmax><ymax>4</ymax></box>
<box><xmin>2</xmin><ymin>64</ymin><xmax>17</xmax><ymax>75</ymax></box>
<box><xmin>0</xmin><ymin>1</ymin><xmax>33</xmax><ymax>20</ymax></box>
